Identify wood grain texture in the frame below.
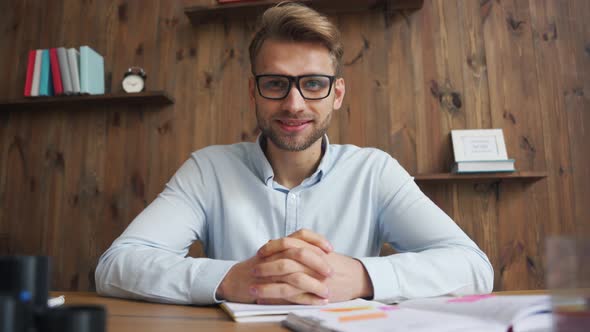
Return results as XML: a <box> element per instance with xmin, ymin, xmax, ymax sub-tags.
<box><xmin>0</xmin><ymin>0</ymin><xmax>588</xmax><ymax>292</ymax></box>
<box><xmin>184</xmin><ymin>0</ymin><xmax>424</xmax><ymax>26</ymax></box>
<box><xmin>527</xmin><ymin>0</ymin><xmax>576</xmax><ymax>260</ymax></box>
<box><xmin>482</xmin><ymin>0</ymin><xmax>550</xmax><ymax>291</ymax></box>
<box><xmin>0</xmin><ymin>92</ymin><xmax>173</xmax><ymax>110</ymax></box>
<box><xmin>564</xmin><ymin>0</ymin><xmax>590</xmax><ymax>236</ymax></box>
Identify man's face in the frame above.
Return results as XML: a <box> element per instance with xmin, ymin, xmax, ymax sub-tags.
<box><xmin>249</xmin><ymin>39</ymin><xmax>345</xmax><ymax>152</ymax></box>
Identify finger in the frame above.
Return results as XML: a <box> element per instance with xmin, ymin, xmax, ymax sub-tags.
<box><xmin>252</xmin><ymin>272</ymin><xmax>330</xmax><ymax>300</ymax></box>
<box><xmin>253</xmin><ymin>258</ymin><xmax>307</xmax><ymax>277</ymax></box>
<box><xmin>254</xmin><ymin>270</ymin><xmax>326</xmax><ymax>284</ymax></box>
<box><xmin>281</xmin><ymin>272</ymin><xmax>330</xmax><ymax>299</ymax></box>
<box><xmin>287</xmin><ymin>292</ymin><xmax>330</xmax><ymax>305</ymax></box>
<box><xmin>289</xmin><ymin>229</ymin><xmax>333</xmax><ymax>253</ymax></box>
<box><xmin>254</xmin><ymin>272</ymin><xmax>329</xmax><ymax>299</ymax></box>
<box><xmin>255</xmin><ymin>248</ymin><xmax>333</xmax><ymax>277</ymax></box>
<box><xmin>251</xmin><ymin>282</ymin><xmax>304</xmax><ymax>299</ymax></box>
<box><xmin>256</xmin><ymin>298</ymin><xmax>293</xmax><ymax>305</ymax></box>
<box><xmin>258</xmin><ymin>294</ymin><xmax>329</xmax><ymax>305</ymax></box>
<box><xmin>257</xmin><ymin>237</ymin><xmax>327</xmax><ymax>258</ymax></box>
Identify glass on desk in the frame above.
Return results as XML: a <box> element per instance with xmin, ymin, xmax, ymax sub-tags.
<box><xmin>546</xmin><ymin>236</ymin><xmax>590</xmax><ymax>332</ymax></box>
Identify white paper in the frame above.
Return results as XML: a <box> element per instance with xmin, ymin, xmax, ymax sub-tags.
<box><xmin>283</xmin><ymin>295</ymin><xmax>552</xmax><ymax>332</ymax></box>
<box><xmin>222</xmin><ymin>298</ymin><xmax>371</xmax><ymax>322</ymax></box>
<box><xmin>48</xmin><ymin>295</ymin><xmax>65</xmax><ymax>308</ymax></box>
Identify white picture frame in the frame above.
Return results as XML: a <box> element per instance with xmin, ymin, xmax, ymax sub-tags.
<box><xmin>451</xmin><ymin>129</ymin><xmax>509</xmax><ymax>162</ymax></box>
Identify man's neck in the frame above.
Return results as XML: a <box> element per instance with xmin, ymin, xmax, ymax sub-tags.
<box><xmin>263</xmin><ymin>137</ymin><xmax>324</xmax><ymax>189</ymax></box>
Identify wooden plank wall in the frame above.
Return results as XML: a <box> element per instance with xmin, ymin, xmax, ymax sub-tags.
<box><xmin>0</xmin><ymin>0</ymin><xmax>588</xmax><ymax>292</ymax></box>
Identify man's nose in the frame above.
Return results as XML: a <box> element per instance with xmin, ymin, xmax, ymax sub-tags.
<box><xmin>281</xmin><ymin>85</ymin><xmax>305</xmax><ymax>113</ymax></box>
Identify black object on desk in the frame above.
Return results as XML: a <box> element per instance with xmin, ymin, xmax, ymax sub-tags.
<box><xmin>0</xmin><ymin>256</ymin><xmax>106</xmax><ymax>332</ymax></box>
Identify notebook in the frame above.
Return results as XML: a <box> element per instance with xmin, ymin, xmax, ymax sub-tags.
<box><xmin>49</xmin><ymin>48</ymin><xmax>64</xmax><ymax>95</ymax></box>
<box><xmin>282</xmin><ymin>295</ymin><xmax>552</xmax><ymax>332</ymax></box>
<box><xmin>67</xmin><ymin>48</ymin><xmax>81</xmax><ymax>94</ymax></box>
<box><xmin>221</xmin><ymin>299</ymin><xmax>377</xmax><ymax>323</ymax></box>
<box><xmin>23</xmin><ymin>50</ymin><xmax>36</xmax><ymax>96</ymax></box>
<box><xmin>79</xmin><ymin>45</ymin><xmax>105</xmax><ymax>95</ymax></box>
<box><xmin>30</xmin><ymin>49</ymin><xmax>43</xmax><ymax>96</ymax></box>
<box><xmin>452</xmin><ymin>159</ymin><xmax>516</xmax><ymax>173</ymax></box>
<box><xmin>56</xmin><ymin>47</ymin><xmax>73</xmax><ymax>94</ymax></box>
<box><xmin>38</xmin><ymin>49</ymin><xmax>53</xmax><ymax>96</ymax></box>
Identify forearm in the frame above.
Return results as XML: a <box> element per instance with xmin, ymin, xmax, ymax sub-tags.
<box><xmin>358</xmin><ymin>245</ymin><xmax>494</xmax><ymax>303</ymax></box>
<box><xmin>95</xmin><ymin>241</ymin><xmax>237</xmax><ymax>305</ymax></box>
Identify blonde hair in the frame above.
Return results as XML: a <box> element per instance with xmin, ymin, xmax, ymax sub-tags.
<box><xmin>249</xmin><ymin>2</ymin><xmax>343</xmax><ymax>76</ymax></box>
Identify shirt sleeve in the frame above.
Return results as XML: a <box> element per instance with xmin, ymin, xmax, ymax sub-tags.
<box><xmin>357</xmin><ymin>155</ymin><xmax>494</xmax><ymax>303</ymax></box>
<box><xmin>95</xmin><ymin>155</ymin><xmax>238</xmax><ymax>305</ymax></box>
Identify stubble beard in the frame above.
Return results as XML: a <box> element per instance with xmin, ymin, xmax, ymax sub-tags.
<box><xmin>256</xmin><ymin>107</ymin><xmax>332</xmax><ymax>152</ymax></box>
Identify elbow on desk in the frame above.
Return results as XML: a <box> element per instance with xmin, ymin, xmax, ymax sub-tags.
<box><xmin>478</xmin><ymin>266</ymin><xmax>495</xmax><ymax>295</ymax></box>
<box><xmin>474</xmin><ymin>249</ymin><xmax>495</xmax><ymax>294</ymax></box>
<box><xmin>448</xmin><ymin>249</ymin><xmax>494</xmax><ymax>297</ymax></box>
<box><xmin>94</xmin><ymin>254</ymin><xmax>108</xmax><ymax>296</ymax></box>
<box><xmin>450</xmin><ymin>245</ymin><xmax>495</xmax><ymax>296</ymax></box>
<box><xmin>94</xmin><ymin>250</ymin><xmax>119</xmax><ymax>297</ymax></box>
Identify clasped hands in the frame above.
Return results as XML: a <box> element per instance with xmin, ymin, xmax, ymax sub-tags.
<box><xmin>216</xmin><ymin>229</ymin><xmax>373</xmax><ymax>305</ymax></box>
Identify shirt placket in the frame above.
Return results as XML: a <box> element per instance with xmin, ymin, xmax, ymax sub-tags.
<box><xmin>285</xmin><ymin>191</ymin><xmax>298</xmax><ymax>235</ymax></box>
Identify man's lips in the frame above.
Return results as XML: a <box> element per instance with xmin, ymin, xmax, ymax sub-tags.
<box><xmin>275</xmin><ymin>119</ymin><xmax>313</xmax><ymax>132</ymax></box>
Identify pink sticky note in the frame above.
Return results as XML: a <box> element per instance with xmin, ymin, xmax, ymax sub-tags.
<box><xmin>378</xmin><ymin>305</ymin><xmax>400</xmax><ymax>311</ymax></box>
<box><xmin>447</xmin><ymin>294</ymin><xmax>495</xmax><ymax>303</ymax></box>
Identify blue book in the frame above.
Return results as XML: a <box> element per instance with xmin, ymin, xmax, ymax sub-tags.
<box><xmin>452</xmin><ymin>159</ymin><xmax>516</xmax><ymax>173</ymax></box>
<box><xmin>38</xmin><ymin>49</ymin><xmax>53</xmax><ymax>96</ymax></box>
<box><xmin>79</xmin><ymin>46</ymin><xmax>105</xmax><ymax>95</ymax></box>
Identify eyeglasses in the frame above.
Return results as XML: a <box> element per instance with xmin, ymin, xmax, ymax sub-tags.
<box><xmin>255</xmin><ymin>74</ymin><xmax>335</xmax><ymax>100</ymax></box>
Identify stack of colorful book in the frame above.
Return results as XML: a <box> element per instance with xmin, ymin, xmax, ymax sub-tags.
<box><xmin>23</xmin><ymin>46</ymin><xmax>104</xmax><ymax>97</ymax></box>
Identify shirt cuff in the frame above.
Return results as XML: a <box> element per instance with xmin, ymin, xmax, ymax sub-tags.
<box><xmin>356</xmin><ymin>256</ymin><xmax>400</xmax><ymax>303</ymax></box>
<box><xmin>188</xmin><ymin>258</ymin><xmax>238</xmax><ymax>305</ymax></box>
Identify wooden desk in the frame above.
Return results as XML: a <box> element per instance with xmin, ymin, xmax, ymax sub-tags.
<box><xmin>54</xmin><ymin>290</ymin><xmax>547</xmax><ymax>332</ymax></box>
<box><xmin>54</xmin><ymin>292</ymin><xmax>288</xmax><ymax>332</ymax></box>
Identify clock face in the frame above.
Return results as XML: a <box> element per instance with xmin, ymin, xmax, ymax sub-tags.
<box><xmin>122</xmin><ymin>74</ymin><xmax>145</xmax><ymax>93</ymax></box>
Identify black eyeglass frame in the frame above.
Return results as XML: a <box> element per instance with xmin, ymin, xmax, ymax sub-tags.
<box><xmin>255</xmin><ymin>74</ymin><xmax>336</xmax><ymax>100</ymax></box>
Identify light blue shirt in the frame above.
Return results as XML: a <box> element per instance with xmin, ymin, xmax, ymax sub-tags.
<box><xmin>95</xmin><ymin>136</ymin><xmax>493</xmax><ymax>305</ymax></box>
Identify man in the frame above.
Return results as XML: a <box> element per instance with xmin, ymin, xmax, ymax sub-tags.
<box><xmin>95</xmin><ymin>3</ymin><xmax>493</xmax><ymax>305</ymax></box>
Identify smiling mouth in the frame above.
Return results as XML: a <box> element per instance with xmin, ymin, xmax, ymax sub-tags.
<box><xmin>277</xmin><ymin>119</ymin><xmax>312</xmax><ymax>126</ymax></box>
<box><xmin>275</xmin><ymin>119</ymin><xmax>313</xmax><ymax>132</ymax></box>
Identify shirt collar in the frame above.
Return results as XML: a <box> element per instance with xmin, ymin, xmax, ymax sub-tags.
<box><xmin>250</xmin><ymin>134</ymin><xmax>332</xmax><ymax>187</ymax></box>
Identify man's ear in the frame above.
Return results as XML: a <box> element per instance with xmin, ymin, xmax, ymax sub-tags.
<box><xmin>332</xmin><ymin>77</ymin><xmax>345</xmax><ymax>110</ymax></box>
<box><xmin>249</xmin><ymin>77</ymin><xmax>256</xmax><ymax>106</ymax></box>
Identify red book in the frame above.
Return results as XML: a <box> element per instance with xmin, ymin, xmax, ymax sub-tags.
<box><xmin>49</xmin><ymin>48</ymin><xmax>64</xmax><ymax>95</ymax></box>
<box><xmin>24</xmin><ymin>50</ymin><xmax>36</xmax><ymax>96</ymax></box>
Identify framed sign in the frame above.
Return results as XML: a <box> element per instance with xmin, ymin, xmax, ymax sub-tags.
<box><xmin>451</xmin><ymin>129</ymin><xmax>509</xmax><ymax>162</ymax></box>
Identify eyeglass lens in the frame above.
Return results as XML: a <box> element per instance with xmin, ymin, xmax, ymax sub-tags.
<box><xmin>258</xmin><ymin>75</ymin><xmax>332</xmax><ymax>100</ymax></box>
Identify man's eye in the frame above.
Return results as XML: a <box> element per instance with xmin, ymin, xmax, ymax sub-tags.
<box><xmin>263</xmin><ymin>80</ymin><xmax>288</xmax><ymax>90</ymax></box>
<box><xmin>302</xmin><ymin>79</ymin><xmax>327</xmax><ymax>91</ymax></box>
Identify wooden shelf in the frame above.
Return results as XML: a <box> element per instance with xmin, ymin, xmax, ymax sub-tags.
<box><xmin>413</xmin><ymin>171</ymin><xmax>548</xmax><ymax>184</ymax></box>
<box><xmin>0</xmin><ymin>91</ymin><xmax>174</xmax><ymax>111</ymax></box>
<box><xmin>185</xmin><ymin>0</ymin><xmax>424</xmax><ymax>26</ymax></box>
